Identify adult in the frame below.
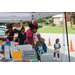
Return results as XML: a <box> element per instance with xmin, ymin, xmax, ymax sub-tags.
<box><xmin>7</xmin><ymin>25</ymin><xmax>13</xmax><ymax>41</ymax></box>
<box><xmin>26</xmin><ymin>21</ymin><xmax>44</xmax><ymax>45</ymax></box>
<box><xmin>18</xmin><ymin>26</ymin><xmax>26</xmax><ymax>45</ymax></box>
<box><xmin>5</xmin><ymin>25</ymin><xmax>9</xmax><ymax>35</ymax></box>
<box><xmin>26</xmin><ymin>21</ymin><xmax>44</xmax><ymax>61</ymax></box>
<box><xmin>12</xmin><ymin>28</ymin><xmax>20</xmax><ymax>42</ymax></box>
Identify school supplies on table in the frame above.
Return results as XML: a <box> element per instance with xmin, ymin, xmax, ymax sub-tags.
<box><xmin>12</xmin><ymin>50</ymin><xmax>22</xmax><ymax>60</ymax></box>
<box><xmin>11</xmin><ymin>41</ymin><xmax>15</xmax><ymax>46</ymax></box>
<box><xmin>12</xmin><ymin>59</ymin><xmax>22</xmax><ymax>62</ymax></box>
<box><xmin>0</xmin><ymin>40</ymin><xmax>2</xmax><ymax>45</ymax></box>
<box><xmin>4</xmin><ymin>46</ymin><xmax>10</xmax><ymax>59</ymax></box>
<box><xmin>6</xmin><ymin>41</ymin><xmax>11</xmax><ymax>46</ymax></box>
<box><xmin>0</xmin><ymin>45</ymin><xmax>2</xmax><ymax>51</ymax></box>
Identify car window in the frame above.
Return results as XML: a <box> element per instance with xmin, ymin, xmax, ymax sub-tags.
<box><xmin>0</xmin><ymin>30</ymin><xmax>5</xmax><ymax>34</ymax></box>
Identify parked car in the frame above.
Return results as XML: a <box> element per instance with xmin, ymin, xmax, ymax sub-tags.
<box><xmin>0</xmin><ymin>26</ymin><xmax>6</xmax><ymax>29</ymax></box>
<box><xmin>0</xmin><ymin>26</ymin><xmax>6</xmax><ymax>35</ymax></box>
<box><xmin>38</xmin><ymin>25</ymin><xmax>43</xmax><ymax>28</ymax></box>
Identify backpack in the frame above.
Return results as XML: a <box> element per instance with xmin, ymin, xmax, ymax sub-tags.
<box><xmin>35</xmin><ymin>40</ymin><xmax>47</xmax><ymax>56</ymax></box>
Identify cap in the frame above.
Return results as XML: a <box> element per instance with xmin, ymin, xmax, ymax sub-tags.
<box><xmin>33</xmin><ymin>21</ymin><xmax>38</xmax><ymax>26</ymax></box>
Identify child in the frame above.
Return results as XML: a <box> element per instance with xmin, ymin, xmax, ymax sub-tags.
<box><xmin>26</xmin><ymin>21</ymin><xmax>45</xmax><ymax>61</ymax></box>
<box><xmin>53</xmin><ymin>38</ymin><xmax>61</xmax><ymax>61</ymax></box>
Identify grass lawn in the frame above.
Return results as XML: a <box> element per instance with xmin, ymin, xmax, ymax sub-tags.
<box><xmin>38</xmin><ymin>26</ymin><xmax>75</xmax><ymax>34</ymax></box>
<box><xmin>17</xmin><ymin>26</ymin><xmax>29</xmax><ymax>29</ymax></box>
<box><xmin>16</xmin><ymin>23</ymin><xmax>75</xmax><ymax>34</ymax></box>
<box><xmin>38</xmin><ymin>23</ymin><xmax>50</xmax><ymax>26</ymax></box>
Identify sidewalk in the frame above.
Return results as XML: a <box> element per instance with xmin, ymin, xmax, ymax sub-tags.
<box><xmin>41</xmin><ymin>46</ymin><xmax>75</xmax><ymax>62</ymax></box>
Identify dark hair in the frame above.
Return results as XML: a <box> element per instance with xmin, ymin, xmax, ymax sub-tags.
<box><xmin>6</xmin><ymin>25</ymin><xmax>10</xmax><ymax>29</ymax></box>
<box><xmin>34</xmin><ymin>25</ymin><xmax>38</xmax><ymax>29</ymax></box>
<box><xmin>28</xmin><ymin>23</ymin><xmax>34</xmax><ymax>28</ymax></box>
<box><xmin>29</xmin><ymin>23</ymin><xmax>38</xmax><ymax>31</ymax></box>
<box><xmin>30</xmin><ymin>26</ymin><xmax>36</xmax><ymax>31</ymax></box>
<box><xmin>21</xmin><ymin>26</ymin><xmax>25</xmax><ymax>31</ymax></box>
<box><xmin>56</xmin><ymin>38</ymin><xmax>59</xmax><ymax>41</ymax></box>
<box><xmin>9</xmin><ymin>25</ymin><xmax>12</xmax><ymax>29</ymax></box>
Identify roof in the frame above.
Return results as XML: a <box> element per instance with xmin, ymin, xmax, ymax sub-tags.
<box><xmin>0</xmin><ymin>12</ymin><xmax>63</xmax><ymax>23</ymax></box>
<box><xmin>52</xmin><ymin>14</ymin><xmax>63</xmax><ymax>18</ymax></box>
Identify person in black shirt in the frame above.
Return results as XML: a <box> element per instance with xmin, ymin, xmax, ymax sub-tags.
<box><xmin>18</xmin><ymin>27</ymin><xmax>26</xmax><ymax>45</ymax></box>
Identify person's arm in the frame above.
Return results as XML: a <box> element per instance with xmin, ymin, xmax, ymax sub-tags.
<box><xmin>5</xmin><ymin>29</ymin><xmax>8</xmax><ymax>35</ymax></box>
<box><xmin>28</xmin><ymin>36</ymin><xmax>34</xmax><ymax>45</ymax></box>
<box><xmin>41</xmin><ymin>37</ymin><xmax>45</xmax><ymax>41</ymax></box>
<box><xmin>26</xmin><ymin>29</ymin><xmax>34</xmax><ymax>45</ymax></box>
<box><xmin>33</xmin><ymin>34</ymin><xmax>41</xmax><ymax>48</ymax></box>
<box><xmin>54</xmin><ymin>44</ymin><xmax>57</xmax><ymax>49</ymax></box>
<box><xmin>18</xmin><ymin>33</ymin><xmax>20</xmax><ymax>45</ymax></box>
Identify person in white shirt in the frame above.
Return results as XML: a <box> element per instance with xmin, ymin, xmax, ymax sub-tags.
<box><xmin>30</xmin><ymin>24</ymin><xmax>45</xmax><ymax>62</ymax></box>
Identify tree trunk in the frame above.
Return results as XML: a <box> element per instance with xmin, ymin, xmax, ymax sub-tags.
<box><xmin>71</xmin><ymin>22</ymin><xmax>72</xmax><ymax>29</ymax></box>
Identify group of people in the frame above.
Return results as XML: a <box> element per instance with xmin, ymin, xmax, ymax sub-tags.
<box><xmin>4</xmin><ymin>21</ymin><xmax>61</xmax><ymax>61</ymax></box>
<box><xmin>4</xmin><ymin>21</ymin><xmax>45</xmax><ymax>61</ymax></box>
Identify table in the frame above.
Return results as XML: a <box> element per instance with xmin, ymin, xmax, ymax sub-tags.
<box><xmin>0</xmin><ymin>53</ymin><xmax>39</xmax><ymax>62</ymax></box>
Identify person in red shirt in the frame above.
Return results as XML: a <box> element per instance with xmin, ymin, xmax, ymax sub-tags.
<box><xmin>7</xmin><ymin>26</ymin><xmax>13</xmax><ymax>41</ymax></box>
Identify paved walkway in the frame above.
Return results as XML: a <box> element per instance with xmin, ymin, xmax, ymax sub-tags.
<box><xmin>41</xmin><ymin>46</ymin><xmax>75</xmax><ymax>62</ymax></box>
<box><xmin>40</xmin><ymin>33</ymin><xmax>75</xmax><ymax>62</ymax></box>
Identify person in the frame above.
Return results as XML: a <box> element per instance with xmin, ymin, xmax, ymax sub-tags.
<box><xmin>26</xmin><ymin>21</ymin><xmax>44</xmax><ymax>45</ymax></box>
<box><xmin>12</xmin><ymin>28</ymin><xmax>20</xmax><ymax>42</ymax></box>
<box><xmin>32</xmin><ymin>19</ymin><xmax>34</xmax><ymax>24</ymax></box>
<box><xmin>26</xmin><ymin>21</ymin><xmax>45</xmax><ymax>61</ymax></box>
<box><xmin>53</xmin><ymin>38</ymin><xmax>61</xmax><ymax>61</ymax></box>
<box><xmin>7</xmin><ymin>25</ymin><xmax>13</xmax><ymax>41</ymax></box>
<box><xmin>5</xmin><ymin>25</ymin><xmax>9</xmax><ymax>35</ymax></box>
<box><xmin>18</xmin><ymin>26</ymin><xmax>26</xmax><ymax>45</ymax></box>
<box><xmin>30</xmin><ymin>26</ymin><xmax>42</xmax><ymax>61</ymax></box>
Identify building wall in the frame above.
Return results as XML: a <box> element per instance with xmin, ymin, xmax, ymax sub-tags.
<box><xmin>53</xmin><ymin>18</ymin><xmax>60</xmax><ymax>25</ymax></box>
<box><xmin>53</xmin><ymin>17</ymin><xmax>75</xmax><ymax>27</ymax></box>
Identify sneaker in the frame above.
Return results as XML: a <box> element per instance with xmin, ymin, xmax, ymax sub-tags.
<box><xmin>56</xmin><ymin>58</ymin><xmax>60</xmax><ymax>61</ymax></box>
<box><xmin>53</xmin><ymin>57</ymin><xmax>56</xmax><ymax>60</ymax></box>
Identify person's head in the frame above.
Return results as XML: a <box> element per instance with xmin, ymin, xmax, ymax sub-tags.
<box><xmin>21</xmin><ymin>26</ymin><xmax>25</xmax><ymax>32</ymax></box>
<box><xmin>8</xmin><ymin>26</ymin><xmax>12</xmax><ymax>31</ymax></box>
<box><xmin>56</xmin><ymin>38</ymin><xmax>59</xmax><ymax>43</ymax></box>
<box><xmin>28</xmin><ymin>23</ymin><xmax>37</xmax><ymax>33</ymax></box>
<box><xmin>7</xmin><ymin>25</ymin><xmax>9</xmax><ymax>29</ymax></box>
<box><xmin>31</xmin><ymin>27</ymin><xmax>37</xmax><ymax>33</ymax></box>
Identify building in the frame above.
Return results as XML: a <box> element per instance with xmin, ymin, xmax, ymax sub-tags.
<box><xmin>52</xmin><ymin>14</ymin><xmax>75</xmax><ymax>27</ymax></box>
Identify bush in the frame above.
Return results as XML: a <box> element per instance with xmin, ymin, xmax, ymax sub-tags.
<box><xmin>45</xmin><ymin>21</ymin><xmax>49</xmax><ymax>24</ymax></box>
